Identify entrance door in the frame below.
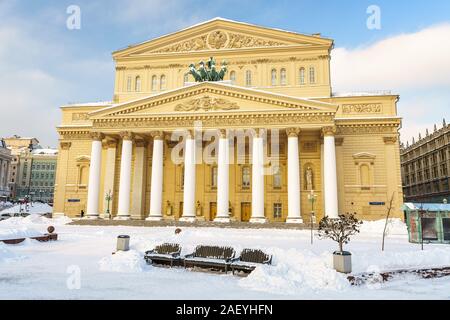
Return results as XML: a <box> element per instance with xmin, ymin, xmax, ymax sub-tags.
<box><xmin>210</xmin><ymin>202</ymin><xmax>217</xmax><ymax>221</ymax></box>
<box><xmin>241</xmin><ymin>202</ymin><xmax>251</xmax><ymax>222</ymax></box>
<box><xmin>179</xmin><ymin>202</ymin><xmax>183</xmax><ymax>218</ymax></box>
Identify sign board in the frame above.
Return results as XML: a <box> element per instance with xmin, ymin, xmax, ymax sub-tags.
<box><xmin>369</xmin><ymin>202</ymin><xmax>385</xmax><ymax>206</ymax></box>
<box><xmin>67</xmin><ymin>199</ymin><xmax>81</xmax><ymax>203</ymax></box>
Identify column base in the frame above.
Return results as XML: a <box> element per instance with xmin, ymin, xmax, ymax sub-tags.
<box><xmin>214</xmin><ymin>217</ymin><xmax>231</xmax><ymax>223</ymax></box>
<box><xmin>114</xmin><ymin>215</ymin><xmax>131</xmax><ymax>221</ymax></box>
<box><xmin>85</xmin><ymin>215</ymin><xmax>100</xmax><ymax>220</ymax></box>
<box><xmin>179</xmin><ymin>216</ymin><xmax>196</xmax><ymax>223</ymax></box>
<box><xmin>286</xmin><ymin>217</ymin><xmax>304</xmax><ymax>224</ymax></box>
<box><xmin>249</xmin><ymin>217</ymin><xmax>267</xmax><ymax>224</ymax></box>
<box><xmin>145</xmin><ymin>215</ymin><xmax>163</xmax><ymax>221</ymax></box>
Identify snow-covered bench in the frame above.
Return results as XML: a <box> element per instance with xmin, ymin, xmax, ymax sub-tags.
<box><xmin>184</xmin><ymin>245</ymin><xmax>235</xmax><ymax>273</ymax></box>
<box><xmin>144</xmin><ymin>243</ymin><xmax>181</xmax><ymax>267</ymax></box>
<box><xmin>230</xmin><ymin>249</ymin><xmax>272</xmax><ymax>275</ymax></box>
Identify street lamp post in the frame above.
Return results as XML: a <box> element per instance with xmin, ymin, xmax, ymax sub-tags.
<box><xmin>307</xmin><ymin>189</ymin><xmax>317</xmax><ymax>245</ymax></box>
<box><xmin>105</xmin><ymin>190</ymin><xmax>113</xmax><ymax>219</ymax></box>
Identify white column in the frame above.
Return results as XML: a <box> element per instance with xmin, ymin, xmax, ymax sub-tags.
<box><xmin>180</xmin><ymin>133</ymin><xmax>196</xmax><ymax>222</ymax></box>
<box><xmin>86</xmin><ymin>133</ymin><xmax>103</xmax><ymax>219</ymax></box>
<box><xmin>147</xmin><ymin>132</ymin><xmax>164</xmax><ymax>221</ymax></box>
<box><xmin>323</xmin><ymin>126</ymin><xmax>339</xmax><ymax>218</ymax></box>
<box><xmin>286</xmin><ymin>128</ymin><xmax>303</xmax><ymax>223</ymax></box>
<box><xmin>250</xmin><ymin>129</ymin><xmax>267</xmax><ymax>223</ymax></box>
<box><xmin>215</xmin><ymin>130</ymin><xmax>230</xmax><ymax>222</ymax></box>
<box><xmin>116</xmin><ymin>132</ymin><xmax>133</xmax><ymax>220</ymax></box>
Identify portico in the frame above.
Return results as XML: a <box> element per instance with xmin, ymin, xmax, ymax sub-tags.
<box><xmin>79</xmin><ymin>83</ymin><xmax>340</xmax><ymax>223</ymax></box>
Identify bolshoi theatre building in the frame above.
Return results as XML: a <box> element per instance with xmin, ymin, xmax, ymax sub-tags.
<box><xmin>53</xmin><ymin>18</ymin><xmax>403</xmax><ymax>222</ymax></box>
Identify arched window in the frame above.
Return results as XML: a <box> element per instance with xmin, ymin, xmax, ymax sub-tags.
<box><xmin>183</xmin><ymin>73</ymin><xmax>189</xmax><ymax>85</ymax></box>
<box><xmin>360</xmin><ymin>164</ymin><xmax>370</xmax><ymax>186</ymax></box>
<box><xmin>309</xmin><ymin>66</ymin><xmax>315</xmax><ymax>83</ymax></box>
<box><xmin>280</xmin><ymin>68</ymin><xmax>287</xmax><ymax>85</ymax></box>
<box><xmin>271</xmin><ymin>69</ymin><xmax>277</xmax><ymax>86</ymax></box>
<box><xmin>126</xmin><ymin>76</ymin><xmax>132</xmax><ymax>92</ymax></box>
<box><xmin>245</xmin><ymin>70</ymin><xmax>252</xmax><ymax>87</ymax></box>
<box><xmin>160</xmin><ymin>75</ymin><xmax>166</xmax><ymax>90</ymax></box>
<box><xmin>230</xmin><ymin>71</ymin><xmax>236</xmax><ymax>84</ymax></box>
<box><xmin>151</xmin><ymin>75</ymin><xmax>157</xmax><ymax>91</ymax></box>
<box><xmin>135</xmin><ymin>76</ymin><xmax>141</xmax><ymax>92</ymax></box>
<box><xmin>242</xmin><ymin>166</ymin><xmax>251</xmax><ymax>189</ymax></box>
<box><xmin>299</xmin><ymin>67</ymin><xmax>305</xmax><ymax>85</ymax></box>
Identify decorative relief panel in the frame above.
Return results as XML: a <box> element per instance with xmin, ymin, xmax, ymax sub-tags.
<box><xmin>151</xmin><ymin>31</ymin><xmax>289</xmax><ymax>54</ymax></box>
<box><xmin>341</xmin><ymin>104</ymin><xmax>382</xmax><ymax>114</ymax></box>
<box><xmin>174</xmin><ymin>96</ymin><xmax>239</xmax><ymax>112</ymax></box>
<box><xmin>72</xmin><ymin>113</ymin><xmax>89</xmax><ymax>121</ymax></box>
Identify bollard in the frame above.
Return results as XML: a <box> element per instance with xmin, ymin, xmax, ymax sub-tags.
<box><xmin>116</xmin><ymin>235</ymin><xmax>130</xmax><ymax>251</ymax></box>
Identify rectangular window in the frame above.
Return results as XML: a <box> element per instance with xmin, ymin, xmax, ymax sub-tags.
<box><xmin>242</xmin><ymin>167</ymin><xmax>251</xmax><ymax>189</ymax></box>
<box><xmin>273</xmin><ymin>203</ymin><xmax>282</xmax><ymax>218</ymax></box>
<box><xmin>211</xmin><ymin>166</ymin><xmax>217</xmax><ymax>189</ymax></box>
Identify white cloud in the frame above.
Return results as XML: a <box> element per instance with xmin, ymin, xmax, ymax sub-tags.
<box><xmin>331</xmin><ymin>23</ymin><xmax>450</xmax><ymax>91</ymax></box>
<box><xmin>331</xmin><ymin>24</ymin><xmax>450</xmax><ymax>144</ymax></box>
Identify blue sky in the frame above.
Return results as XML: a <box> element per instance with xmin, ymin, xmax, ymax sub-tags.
<box><xmin>1</xmin><ymin>0</ymin><xmax>450</xmax><ymax>146</ymax></box>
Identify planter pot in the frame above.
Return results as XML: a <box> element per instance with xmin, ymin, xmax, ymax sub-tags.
<box><xmin>333</xmin><ymin>251</ymin><xmax>352</xmax><ymax>273</ymax></box>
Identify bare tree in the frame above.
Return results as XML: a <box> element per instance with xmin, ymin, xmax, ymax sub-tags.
<box><xmin>317</xmin><ymin>213</ymin><xmax>363</xmax><ymax>252</ymax></box>
<box><xmin>381</xmin><ymin>192</ymin><xmax>396</xmax><ymax>251</ymax></box>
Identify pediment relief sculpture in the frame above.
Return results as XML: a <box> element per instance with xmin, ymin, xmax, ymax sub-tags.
<box><xmin>152</xmin><ymin>30</ymin><xmax>289</xmax><ymax>54</ymax></box>
<box><xmin>174</xmin><ymin>95</ymin><xmax>239</xmax><ymax>112</ymax></box>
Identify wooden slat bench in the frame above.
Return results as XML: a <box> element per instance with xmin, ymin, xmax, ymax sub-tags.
<box><xmin>231</xmin><ymin>249</ymin><xmax>272</xmax><ymax>275</ymax></box>
<box><xmin>184</xmin><ymin>245</ymin><xmax>235</xmax><ymax>273</ymax></box>
<box><xmin>144</xmin><ymin>243</ymin><xmax>181</xmax><ymax>267</ymax></box>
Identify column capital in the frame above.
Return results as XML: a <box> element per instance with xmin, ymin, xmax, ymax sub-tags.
<box><xmin>119</xmin><ymin>131</ymin><xmax>134</xmax><ymax>141</ymax></box>
<box><xmin>286</xmin><ymin>128</ymin><xmax>301</xmax><ymax>138</ymax></box>
<box><xmin>103</xmin><ymin>138</ymin><xmax>117</xmax><ymax>148</ymax></box>
<box><xmin>321</xmin><ymin>126</ymin><xmax>337</xmax><ymax>137</ymax></box>
<box><xmin>218</xmin><ymin>129</ymin><xmax>229</xmax><ymax>139</ymax></box>
<box><xmin>134</xmin><ymin>139</ymin><xmax>148</xmax><ymax>148</ymax></box>
<box><xmin>90</xmin><ymin>132</ymin><xmax>104</xmax><ymax>141</ymax></box>
<box><xmin>252</xmin><ymin>128</ymin><xmax>266</xmax><ymax>138</ymax></box>
<box><xmin>150</xmin><ymin>131</ymin><xmax>164</xmax><ymax>140</ymax></box>
<box><xmin>335</xmin><ymin>137</ymin><xmax>344</xmax><ymax>146</ymax></box>
<box><xmin>59</xmin><ymin>142</ymin><xmax>72</xmax><ymax>150</ymax></box>
<box><xmin>383</xmin><ymin>136</ymin><xmax>398</xmax><ymax>144</ymax></box>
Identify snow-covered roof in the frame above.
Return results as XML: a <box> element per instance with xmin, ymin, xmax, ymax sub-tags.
<box><xmin>332</xmin><ymin>91</ymin><xmax>397</xmax><ymax>97</ymax></box>
<box><xmin>61</xmin><ymin>101</ymin><xmax>113</xmax><ymax>108</ymax></box>
<box><xmin>31</xmin><ymin>148</ymin><xmax>58</xmax><ymax>156</ymax></box>
<box><xmin>403</xmin><ymin>203</ymin><xmax>450</xmax><ymax>211</ymax></box>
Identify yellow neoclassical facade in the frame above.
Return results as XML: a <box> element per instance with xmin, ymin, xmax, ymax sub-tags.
<box><xmin>54</xmin><ymin>18</ymin><xmax>403</xmax><ymax>222</ymax></box>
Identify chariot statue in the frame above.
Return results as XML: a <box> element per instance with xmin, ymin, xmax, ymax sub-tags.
<box><xmin>187</xmin><ymin>57</ymin><xmax>228</xmax><ymax>82</ymax></box>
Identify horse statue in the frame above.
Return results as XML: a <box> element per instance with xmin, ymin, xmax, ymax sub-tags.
<box><xmin>186</xmin><ymin>57</ymin><xmax>228</xmax><ymax>82</ymax></box>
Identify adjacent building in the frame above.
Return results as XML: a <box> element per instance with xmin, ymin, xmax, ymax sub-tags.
<box><xmin>54</xmin><ymin>18</ymin><xmax>403</xmax><ymax>222</ymax></box>
<box><xmin>2</xmin><ymin>136</ymin><xmax>57</xmax><ymax>202</ymax></box>
<box><xmin>0</xmin><ymin>139</ymin><xmax>12</xmax><ymax>200</ymax></box>
<box><xmin>401</xmin><ymin>119</ymin><xmax>450</xmax><ymax>203</ymax></box>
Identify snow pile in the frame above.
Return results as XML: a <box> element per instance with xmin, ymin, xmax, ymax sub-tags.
<box><xmin>0</xmin><ymin>226</ymin><xmax>43</xmax><ymax>240</ymax></box>
<box><xmin>98</xmin><ymin>250</ymin><xmax>147</xmax><ymax>273</ymax></box>
<box><xmin>2</xmin><ymin>214</ymin><xmax>72</xmax><ymax>226</ymax></box>
<box><xmin>0</xmin><ymin>203</ymin><xmax>53</xmax><ymax>215</ymax></box>
<box><xmin>360</xmin><ymin>219</ymin><xmax>407</xmax><ymax>236</ymax></box>
<box><xmin>240</xmin><ymin>248</ymin><xmax>350</xmax><ymax>295</ymax></box>
<box><xmin>354</xmin><ymin>247</ymin><xmax>450</xmax><ymax>273</ymax></box>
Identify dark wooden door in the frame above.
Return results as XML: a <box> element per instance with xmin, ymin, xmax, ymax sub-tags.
<box><xmin>241</xmin><ymin>202</ymin><xmax>251</xmax><ymax>222</ymax></box>
<box><xmin>210</xmin><ymin>202</ymin><xmax>217</xmax><ymax>221</ymax></box>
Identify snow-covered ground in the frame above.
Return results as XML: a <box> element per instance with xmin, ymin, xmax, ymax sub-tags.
<box><xmin>0</xmin><ymin>216</ymin><xmax>449</xmax><ymax>300</ymax></box>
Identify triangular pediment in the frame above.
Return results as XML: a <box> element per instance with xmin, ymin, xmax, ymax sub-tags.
<box><xmin>89</xmin><ymin>82</ymin><xmax>337</xmax><ymax>119</ymax></box>
<box><xmin>113</xmin><ymin>18</ymin><xmax>333</xmax><ymax>58</ymax></box>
